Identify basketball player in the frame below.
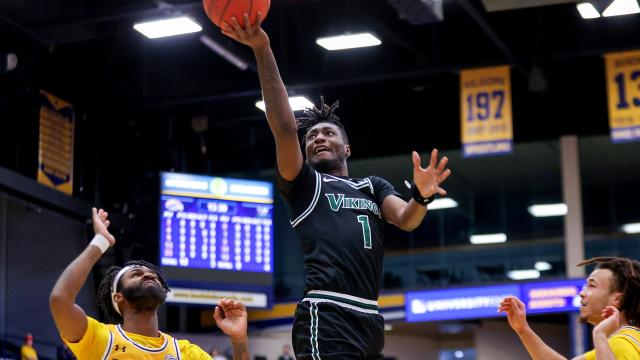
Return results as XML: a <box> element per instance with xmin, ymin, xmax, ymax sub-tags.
<box><xmin>222</xmin><ymin>13</ymin><xmax>451</xmax><ymax>359</ymax></box>
<box><xmin>50</xmin><ymin>208</ymin><xmax>250</xmax><ymax>360</ymax></box>
<box><xmin>499</xmin><ymin>257</ymin><xmax>640</xmax><ymax>359</ymax></box>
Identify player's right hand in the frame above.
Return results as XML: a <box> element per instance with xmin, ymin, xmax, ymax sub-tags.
<box><xmin>221</xmin><ymin>12</ymin><xmax>269</xmax><ymax>50</ymax></box>
<box><xmin>594</xmin><ymin>305</ymin><xmax>620</xmax><ymax>337</ymax></box>
<box><xmin>214</xmin><ymin>298</ymin><xmax>248</xmax><ymax>341</ymax></box>
<box><xmin>92</xmin><ymin>207</ymin><xmax>116</xmax><ymax>246</ymax></box>
<box><xmin>498</xmin><ymin>296</ymin><xmax>529</xmax><ymax>334</ymax></box>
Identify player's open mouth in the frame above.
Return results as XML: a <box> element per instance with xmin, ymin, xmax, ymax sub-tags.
<box><xmin>314</xmin><ymin>146</ymin><xmax>329</xmax><ymax>154</ymax></box>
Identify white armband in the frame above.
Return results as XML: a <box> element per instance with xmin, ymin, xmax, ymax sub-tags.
<box><xmin>90</xmin><ymin>234</ymin><xmax>110</xmax><ymax>254</ymax></box>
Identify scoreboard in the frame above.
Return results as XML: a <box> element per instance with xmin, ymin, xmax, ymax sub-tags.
<box><xmin>159</xmin><ymin>172</ymin><xmax>274</xmax><ymax>308</ymax></box>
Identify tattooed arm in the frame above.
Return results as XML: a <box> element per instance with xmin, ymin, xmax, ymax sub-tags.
<box><xmin>221</xmin><ymin>12</ymin><xmax>303</xmax><ymax>181</ymax></box>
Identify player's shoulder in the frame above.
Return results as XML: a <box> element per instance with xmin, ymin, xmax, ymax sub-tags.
<box><xmin>614</xmin><ymin>326</ymin><xmax>640</xmax><ymax>347</ymax></box>
<box><xmin>177</xmin><ymin>339</ymin><xmax>211</xmax><ymax>359</ymax></box>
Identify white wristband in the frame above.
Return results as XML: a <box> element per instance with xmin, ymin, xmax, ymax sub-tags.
<box><xmin>90</xmin><ymin>234</ymin><xmax>110</xmax><ymax>254</ymax></box>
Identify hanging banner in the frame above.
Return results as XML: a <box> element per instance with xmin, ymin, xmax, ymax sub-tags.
<box><xmin>605</xmin><ymin>50</ymin><xmax>640</xmax><ymax>143</ymax></box>
<box><xmin>37</xmin><ymin>90</ymin><xmax>74</xmax><ymax>195</ymax></box>
<box><xmin>460</xmin><ymin>65</ymin><xmax>513</xmax><ymax>157</ymax></box>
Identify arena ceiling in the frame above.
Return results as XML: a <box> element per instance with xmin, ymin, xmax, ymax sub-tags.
<box><xmin>1</xmin><ymin>0</ymin><xmax>639</xmax><ymax>249</ymax></box>
<box><xmin>2</xmin><ymin>1</ymin><xmax>639</xmax><ymax>169</ymax></box>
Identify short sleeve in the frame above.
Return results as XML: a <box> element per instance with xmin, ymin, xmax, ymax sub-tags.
<box><xmin>275</xmin><ymin>162</ymin><xmax>315</xmax><ymax>200</ymax></box>
<box><xmin>64</xmin><ymin>317</ymin><xmax>110</xmax><ymax>360</ymax></box>
<box><xmin>370</xmin><ymin>176</ymin><xmax>403</xmax><ymax>205</ymax></box>
<box><xmin>177</xmin><ymin>339</ymin><xmax>213</xmax><ymax>360</ymax></box>
<box><xmin>610</xmin><ymin>336</ymin><xmax>640</xmax><ymax>359</ymax></box>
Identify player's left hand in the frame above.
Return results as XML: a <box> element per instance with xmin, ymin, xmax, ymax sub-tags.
<box><xmin>412</xmin><ymin>149</ymin><xmax>451</xmax><ymax>198</ymax></box>
<box><xmin>594</xmin><ymin>306</ymin><xmax>620</xmax><ymax>337</ymax></box>
<box><xmin>214</xmin><ymin>299</ymin><xmax>248</xmax><ymax>341</ymax></box>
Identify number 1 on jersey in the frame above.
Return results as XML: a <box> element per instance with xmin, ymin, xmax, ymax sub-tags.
<box><xmin>357</xmin><ymin>215</ymin><xmax>372</xmax><ymax>249</ymax></box>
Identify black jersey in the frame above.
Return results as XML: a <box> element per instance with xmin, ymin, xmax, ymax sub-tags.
<box><xmin>277</xmin><ymin>163</ymin><xmax>401</xmax><ymax>301</ymax></box>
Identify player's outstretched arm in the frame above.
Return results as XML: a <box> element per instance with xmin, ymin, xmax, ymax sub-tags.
<box><xmin>50</xmin><ymin>207</ymin><xmax>115</xmax><ymax>342</ymax></box>
<box><xmin>214</xmin><ymin>299</ymin><xmax>250</xmax><ymax>360</ymax></box>
<box><xmin>382</xmin><ymin>149</ymin><xmax>451</xmax><ymax>231</ymax></box>
<box><xmin>221</xmin><ymin>12</ymin><xmax>303</xmax><ymax>181</ymax></box>
<box><xmin>498</xmin><ymin>296</ymin><xmax>569</xmax><ymax>360</ymax></box>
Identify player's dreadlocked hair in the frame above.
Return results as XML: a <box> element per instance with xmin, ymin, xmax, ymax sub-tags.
<box><xmin>578</xmin><ymin>256</ymin><xmax>640</xmax><ymax>326</ymax></box>
<box><xmin>296</xmin><ymin>96</ymin><xmax>349</xmax><ymax>145</ymax></box>
<box><xmin>96</xmin><ymin>260</ymin><xmax>170</xmax><ymax>324</ymax></box>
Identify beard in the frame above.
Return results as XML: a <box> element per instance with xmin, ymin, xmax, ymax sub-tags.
<box><xmin>309</xmin><ymin>152</ymin><xmax>346</xmax><ymax>173</ymax></box>
<box><xmin>121</xmin><ymin>281</ymin><xmax>167</xmax><ymax>313</ymax></box>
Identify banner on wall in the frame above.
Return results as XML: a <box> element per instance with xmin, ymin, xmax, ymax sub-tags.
<box><xmin>605</xmin><ymin>50</ymin><xmax>640</xmax><ymax>143</ymax></box>
<box><xmin>406</xmin><ymin>279</ymin><xmax>584</xmax><ymax>322</ymax></box>
<box><xmin>460</xmin><ymin>65</ymin><xmax>513</xmax><ymax>157</ymax></box>
<box><xmin>37</xmin><ymin>90</ymin><xmax>74</xmax><ymax>195</ymax></box>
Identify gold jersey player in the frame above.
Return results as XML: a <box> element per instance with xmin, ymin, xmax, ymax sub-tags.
<box><xmin>222</xmin><ymin>13</ymin><xmax>451</xmax><ymax>359</ymax></box>
<box><xmin>49</xmin><ymin>208</ymin><xmax>251</xmax><ymax>360</ymax></box>
<box><xmin>499</xmin><ymin>257</ymin><xmax>640</xmax><ymax>360</ymax></box>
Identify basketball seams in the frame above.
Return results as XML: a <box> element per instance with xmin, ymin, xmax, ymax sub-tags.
<box><xmin>217</xmin><ymin>0</ymin><xmax>232</xmax><ymax>27</ymax></box>
<box><xmin>205</xmin><ymin>0</ymin><xmax>269</xmax><ymax>28</ymax></box>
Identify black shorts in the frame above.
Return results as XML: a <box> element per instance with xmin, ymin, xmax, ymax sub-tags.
<box><xmin>292</xmin><ymin>291</ymin><xmax>385</xmax><ymax>359</ymax></box>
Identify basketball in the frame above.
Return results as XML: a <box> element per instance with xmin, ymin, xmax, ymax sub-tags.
<box><xmin>203</xmin><ymin>0</ymin><xmax>271</xmax><ymax>28</ymax></box>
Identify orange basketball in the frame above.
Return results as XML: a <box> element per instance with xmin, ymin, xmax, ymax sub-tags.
<box><xmin>203</xmin><ymin>0</ymin><xmax>271</xmax><ymax>28</ymax></box>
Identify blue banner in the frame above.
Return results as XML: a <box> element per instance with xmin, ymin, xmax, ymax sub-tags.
<box><xmin>406</xmin><ymin>285</ymin><xmax>519</xmax><ymax>322</ymax></box>
<box><xmin>406</xmin><ymin>279</ymin><xmax>584</xmax><ymax>322</ymax></box>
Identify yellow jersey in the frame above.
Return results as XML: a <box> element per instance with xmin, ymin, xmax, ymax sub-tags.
<box><xmin>585</xmin><ymin>326</ymin><xmax>640</xmax><ymax>360</ymax></box>
<box><xmin>65</xmin><ymin>316</ymin><xmax>210</xmax><ymax>360</ymax></box>
<box><xmin>21</xmin><ymin>345</ymin><xmax>38</xmax><ymax>360</ymax></box>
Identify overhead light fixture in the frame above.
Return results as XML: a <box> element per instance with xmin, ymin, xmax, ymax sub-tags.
<box><xmin>427</xmin><ymin>198</ymin><xmax>458</xmax><ymax>210</ymax></box>
<box><xmin>470</xmin><ymin>233</ymin><xmax>507</xmax><ymax>245</ymax></box>
<box><xmin>577</xmin><ymin>2</ymin><xmax>602</xmax><ymax>18</ymax></box>
<box><xmin>621</xmin><ymin>222</ymin><xmax>640</xmax><ymax>234</ymax></box>
<box><xmin>134</xmin><ymin>17</ymin><xmax>202</xmax><ymax>39</ymax></box>
<box><xmin>528</xmin><ymin>203</ymin><xmax>568</xmax><ymax>217</ymax></box>
<box><xmin>255</xmin><ymin>96</ymin><xmax>314</xmax><ymax>112</ymax></box>
<box><xmin>602</xmin><ymin>0</ymin><xmax>640</xmax><ymax>17</ymax></box>
<box><xmin>316</xmin><ymin>33</ymin><xmax>381</xmax><ymax>51</ymax></box>
<box><xmin>508</xmin><ymin>269</ymin><xmax>541</xmax><ymax>281</ymax></box>
<box><xmin>199</xmin><ymin>35</ymin><xmax>248</xmax><ymax>71</ymax></box>
<box><xmin>535</xmin><ymin>261</ymin><xmax>553</xmax><ymax>271</ymax></box>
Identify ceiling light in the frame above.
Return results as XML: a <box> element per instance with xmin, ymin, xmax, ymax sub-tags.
<box><xmin>470</xmin><ymin>233</ymin><xmax>507</xmax><ymax>245</ymax></box>
<box><xmin>621</xmin><ymin>222</ymin><xmax>640</xmax><ymax>234</ymax></box>
<box><xmin>316</xmin><ymin>33</ymin><xmax>381</xmax><ymax>51</ymax></box>
<box><xmin>255</xmin><ymin>96</ymin><xmax>314</xmax><ymax>112</ymax></box>
<box><xmin>199</xmin><ymin>35</ymin><xmax>248</xmax><ymax>71</ymax></box>
<box><xmin>602</xmin><ymin>0</ymin><xmax>640</xmax><ymax>17</ymax></box>
<box><xmin>577</xmin><ymin>2</ymin><xmax>602</xmax><ymax>18</ymax></box>
<box><xmin>428</xmin><ymin>198</ymin><xmax>458</xmax><ymax>210</ymax></box>
<box><xmin>507</xmin><ymin>269</ymin><xmax>540</xmax><ymax>280</ymax></box>
<box><xmin>528</xmin><ymin>203</ymin><xmax>568</xmax><ymax>217</ymax></box>
<box><xmin>535</xmin><ymin>261</ymin><xmax>553</xmax><ymax>271</ymax></box>
<box><xmin>134</xmin><ymin>17</ymin><xmax>202</xmax><ymax>39</ymax></box>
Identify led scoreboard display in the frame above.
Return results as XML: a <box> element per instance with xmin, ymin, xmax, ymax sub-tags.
<box><xmin>159</xmin><ymin>172</ymin><xmax>274</xmax><ymax>308</ymax></box>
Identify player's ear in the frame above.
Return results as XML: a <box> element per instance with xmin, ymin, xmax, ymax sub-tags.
<box><xmin>113</xmin><ymin>292</ymin><xmax>124</xmax><ymax>305</ymax></box>
<box><xmin>345</xmin><ymin>144</ymin><xmax>351</xmax><ymax>159</ymax></box>
<box><xmin>612</xmin><ymin>292</ymin><xmax>623</xmax><ymax>308</ymax></box>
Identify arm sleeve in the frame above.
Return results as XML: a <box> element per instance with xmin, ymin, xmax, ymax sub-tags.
<box><xmin>275</xmin><ymin>162</ymin><xmax>315</xmax><ymax>201</ymax></box>
<box><xmin>370</xmin><ymin>176</ymin><xmax>403</xmax><ymax>205</ymax></box>
<box><xmin>275</xmin><ymin>163</ymin><xmax>321</xmax><ymax>224</ymax></box>
<box><xmin>609</xmin><ymin>336</ymin><xmax>640</xmax><ymax>359</ymax></box>
<box><xmin>178</xmin><ymin>340</ymin><xmax>212</xmax><ymax>360</ymax></box>
<box><xmin>64</xmin><ymin>317</ymin><xmax>109</xmax><ymax>360</ymax></box>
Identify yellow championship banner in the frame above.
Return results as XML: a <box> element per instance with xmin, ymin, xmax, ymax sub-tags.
<box><xmin>37</xmin><ymin>90</ymin><xmax>74</xmax><ymax>195</ymax></box>
<box><xmin>605</xmin><ymin>50</ymin><xmax>640</xmax><ymax>143</ymax></box>
<box><xmin>460</xmin><ymin>65</ymin><xmax>513</xmax><ymax>157</ymax></box>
